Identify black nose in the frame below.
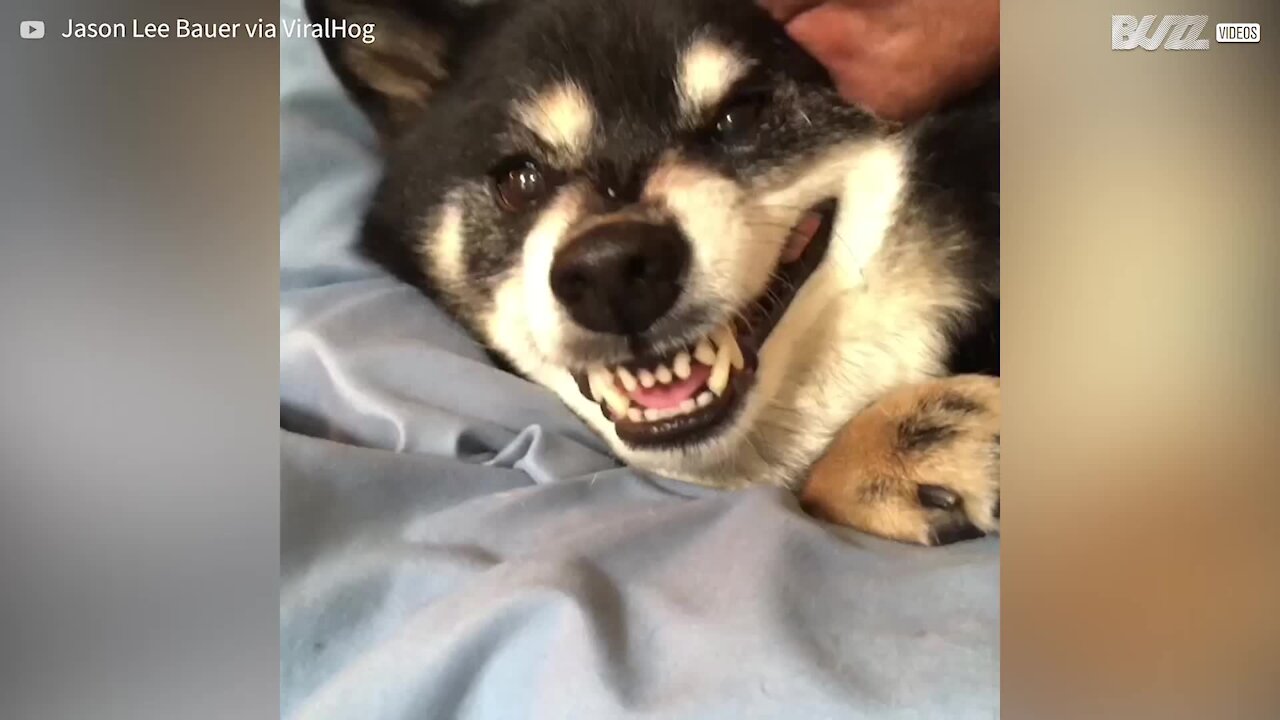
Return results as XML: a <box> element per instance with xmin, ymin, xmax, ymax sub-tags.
<box><xmin>549</xmin><ymin>221</ymin><xmax>690</xmax><ymax>335</ymax></box>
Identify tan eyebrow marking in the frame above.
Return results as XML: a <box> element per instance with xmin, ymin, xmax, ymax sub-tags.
<box><xmin>512</xmin><ymin>81</ymin><xmax>596</xmax><ymax>163</ymax></box>
<box><xmin>675</xmin><ymin>37</ymin><xmax>754</xmax><ymax>125</ymax></box>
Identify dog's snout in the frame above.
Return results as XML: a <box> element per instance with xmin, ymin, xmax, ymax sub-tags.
<box><xmin>550</xmin><ymin>221</ymin><xmax>689</xmax><ymax>335</ymax></box>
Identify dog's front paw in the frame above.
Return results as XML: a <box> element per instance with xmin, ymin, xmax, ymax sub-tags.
<box><xmin>799</xmin><ymin>375</ymin><xmax>1000</xmax><ymax>546</ymax></box>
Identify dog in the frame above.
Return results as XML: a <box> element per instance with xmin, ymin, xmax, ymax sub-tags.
<box><xmin>306</xmin><ymin>0</ymin><xmax>1000</xmax><ymax>546</ymax></box>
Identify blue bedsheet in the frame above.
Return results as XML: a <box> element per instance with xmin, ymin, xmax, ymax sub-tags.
<box><xmin>278</xmin><ymin>2</ymin><xmax>999</xmax><ymax>717</ymax></box>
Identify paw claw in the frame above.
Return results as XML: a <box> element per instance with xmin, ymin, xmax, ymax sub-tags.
<box><xmin>917</xmin><ymin>484</ymin><xmax>960</xmax><ymax>510</ymax></box>
<box><xmin>928</xmin><ymin>520</ymin><xmax>987</xmax><ymax>546</ymax></box>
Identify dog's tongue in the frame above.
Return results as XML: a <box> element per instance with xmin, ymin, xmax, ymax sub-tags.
<box><xmin>626</xmin><ymin>363</ymin><xmax>712</xmax><ymax>410</ymax></box>
<box><xmin>781</xmin><ymin>209</ymin><xmax>824</xmax><ymax>264</ymax></box>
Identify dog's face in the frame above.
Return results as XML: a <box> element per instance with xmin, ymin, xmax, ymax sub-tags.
<box><xmin>312</xmin><ymin>0</ymin><xmax>971</xmax><ymax>487</ymax></box>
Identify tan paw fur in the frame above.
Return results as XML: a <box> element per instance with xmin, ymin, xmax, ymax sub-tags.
<box><xmin>799</xmin><ymin>375</ymin><xmax>1000</xmax><ymax>546</ymax></box>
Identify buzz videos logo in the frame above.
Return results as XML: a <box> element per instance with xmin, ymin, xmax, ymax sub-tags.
<box><xmin>1112</xmin><ymin>15</ymin><xmax>1261</xmax><ymax>50</ymax></box>
<box><xmin>1112</xmin><ymin>15</ymin><xmax>1209</xmax><ymax>50</ymax></box>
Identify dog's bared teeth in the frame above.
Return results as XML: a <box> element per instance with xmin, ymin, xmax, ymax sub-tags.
<box><xmin>591</xmin><ymin>366</ymin><xmax>630</xmax><ymax>416</ymax></box>
<box><xmin>693</xmin><ymin>338</ymin><xmax>716</xmax><ymax>366</ymax></box>
<box><xmin>712</xmin><ymin>326</ymin><xmax>745</xmax><ymax>371</ymax></box>
<box><xmin>626</xmin><ymin>395</ymin><xmax>708</xmax><ymax>425</ymax></box>
<box><xmin>617</xmin><ymin>367</ymin><xmax>638</xmax><ymax>392</ymax></box>
<box><xmin>708</xmin><ymin>332</ymin><xmax>734</xmax><ymax>396</ymax></box>
<box><xmin>586</xmin><ymin>365</ymin><xmax>607</xmax><ymax>402</ymax></box>
<box><xmin>638</xmin><ymin>369</ymin><xmax>656</xmax><ymax>388</ymax></box>
<box><xmin>604</xmin><ymin>390</ymin><xmax>630</xmax><ymax>417</ymax></box>
<box><xmin>673</xmin><ymin>352</ymin><xmax>692</xmax><ymax>379</ymax></box>
<box><xmin>655</xmin><ymin>364</ymin><xmax>673</xmax><ymax>384</ymax></box>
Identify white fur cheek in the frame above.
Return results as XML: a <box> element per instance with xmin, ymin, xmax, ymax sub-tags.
<box><xmin>484</xmin><ymin>275</ymin><xmax>537</xmax><ymax>371</ymax></box>
<box><xmin>483</xmin><ymin>280</ymin><xmax>626</xmax><ymax>451</ymax></box>
<box><xmin>755</xmin><ymin>140</ymin><xmax>908</xmax><ymax>374</ymax></box>
<box><xmin>754</xmin><ymin>261</ymin><xmax>842</xmax><ymax>397</ymax></box>
<box><xmin>829</xmin><ymin>141</ymin><xmax>907</xmax><ymax>287</ymax></box>
<box><xmin>705</xmin><ymin>140</ymin><xmax>913</xmax><ymax>482</ymax></box>
<box><xmin>516</xmin><ymin>189</ymin><xmax>585</xmax><ymax>362</ymax></box>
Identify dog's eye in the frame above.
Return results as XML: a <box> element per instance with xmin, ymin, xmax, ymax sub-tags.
<box><xmin>493</xmin><ymin>158</ymin><xmax>551</xmax><ymax>213</ymax></box>
<box><xmin>710</xmin><ymin>93</ymin><xmax>767</xmax><ymax>146</ymax></box>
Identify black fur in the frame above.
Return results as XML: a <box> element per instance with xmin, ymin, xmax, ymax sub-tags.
<box><xmin>308</xmin><ymin>0</ymin><xmax>883</xmax><ymax>322</ymax></box>
<box><xmin>308</xmin><ymin>0</ymin><xmax>999</xmax><ymax>390</ymax></box>
<box><xmin>908</xmin><ymin>78</ymin><xmax>1001</xmax><ymax>377</ymax></box>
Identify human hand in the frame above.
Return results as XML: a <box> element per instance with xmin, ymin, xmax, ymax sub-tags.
<box><xmin>759</xmin><ymin>0</ymin><xmax>999</xmax><ymax>122</ymax></box>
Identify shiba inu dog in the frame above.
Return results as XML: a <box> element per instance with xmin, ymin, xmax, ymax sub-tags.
<box><xmin>307</xmin><ymin>0</ymin><xmax>1000</xmax><ymax>545</ymax></box>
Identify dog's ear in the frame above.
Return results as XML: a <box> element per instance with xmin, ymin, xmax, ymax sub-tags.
<box><xmin>305</xmin><ymin>0</ymin><xmax>478</xmax><ymax>138</ymax></box>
